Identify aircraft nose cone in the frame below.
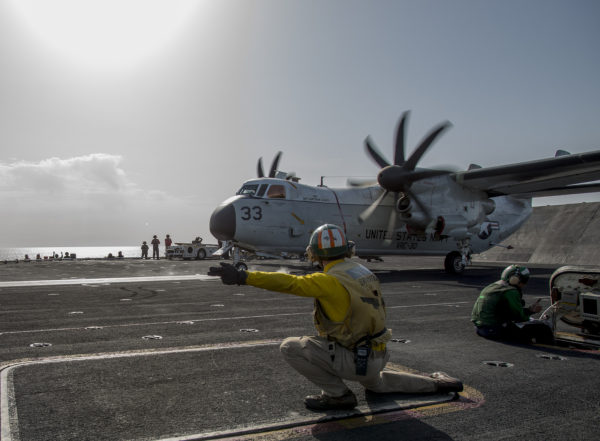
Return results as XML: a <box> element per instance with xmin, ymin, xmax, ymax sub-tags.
<box><xmin>209</xmin><ymin>203</ymin><xmax>236</xmax><ymax>241</ymax></box>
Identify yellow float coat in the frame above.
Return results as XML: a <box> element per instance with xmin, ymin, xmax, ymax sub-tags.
<box><xmin>246</xmin><ymin>259</ymin><xmax>389</xmax><ymax>350</ymax></box>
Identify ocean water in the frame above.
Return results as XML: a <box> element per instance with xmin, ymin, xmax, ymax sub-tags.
<box><xmin>0</xmin><ymin>246</ymin><xmax>143</xmax><ymax>261</ymax></box>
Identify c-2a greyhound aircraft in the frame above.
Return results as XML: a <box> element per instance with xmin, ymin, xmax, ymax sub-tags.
<box><xmin>210</xmin><ymin>112</ymin><xmax>600</xmax><ymax>273</ymax></box>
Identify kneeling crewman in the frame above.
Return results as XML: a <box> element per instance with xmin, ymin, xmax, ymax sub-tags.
<box><xmin>471</xmin><ymin>264</ymin><xmax>553</xmax><ymax>344</ymax></box>
<box><xmin>209</xmin><ymin>224</ymin><xmax>462</xmax><ymax>411</ymax></box>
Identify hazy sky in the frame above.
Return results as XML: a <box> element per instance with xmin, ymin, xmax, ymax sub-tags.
<box><xmin>1</xmin><ymin>0</ymin><xmax>599</xmax><ymax>247</ymax></box>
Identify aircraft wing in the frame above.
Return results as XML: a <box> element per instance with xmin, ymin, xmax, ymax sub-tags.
<box><xmin>453</xmin><ymin>150</ymin><xmax>600</xmax><ymax>197</ymax></box>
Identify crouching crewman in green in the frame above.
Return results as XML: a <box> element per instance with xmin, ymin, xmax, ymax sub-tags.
<box><xmin>471</xmin><ymin>264</ymin><xmax>553</xmax><ymax>344</ymax></box>
<box><xmin>208</xmin><ymin>224</ymin><xmax>462</xmax><ymax>411</ymax></box>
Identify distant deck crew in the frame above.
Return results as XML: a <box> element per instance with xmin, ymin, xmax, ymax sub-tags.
<box><xmin>165</xmin><ymin>234</ymin><xmax>172</xmax><ymax>256</ymax></box>
<box><xmin>209</xmin><ymin>224</ymin><xmax>462</xmax><ymax>411</ymax></box>
<box><xmin>141</xmin><ymin>241</ymin><xmax>149</xmax><ymax>259</ymax></box>
<box><xmin>151</xmin><ymin>235</ymin><xmax>160</xmax><ymax>260</ymax></box>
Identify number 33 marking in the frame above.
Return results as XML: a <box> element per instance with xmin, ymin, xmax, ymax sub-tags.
<box><xmin>241</xmin><ymin>206</ymin><xmax>262</xmax><ymax>221</ymax></box>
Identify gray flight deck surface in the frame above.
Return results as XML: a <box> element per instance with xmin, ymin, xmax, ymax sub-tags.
<box><xmin>0</xmin><ymin>257</ymin><xmax>598</xmax><ymax>440</ymax></box>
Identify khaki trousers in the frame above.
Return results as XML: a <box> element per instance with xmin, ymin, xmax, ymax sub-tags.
<box><xmin>280</xmin><ymin>336</ymin><xmax>437</xmax><ymax>397</ymax></box>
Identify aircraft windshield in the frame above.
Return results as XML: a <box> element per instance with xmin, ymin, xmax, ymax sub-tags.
<box><xmin>237</xmin><ymin>184</ymin><xmax>259</xmax><ymax>196</ymax></box>
<box><xmin>236</xmin><ymin>183</ymin><xmax>286</xmax><ymax>198</ymax></box>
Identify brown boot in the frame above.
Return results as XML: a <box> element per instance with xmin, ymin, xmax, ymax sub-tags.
<box><xmin>304</xmin><ymin>389</ymin><xmax>357</xmax><ymax>411</ymax></box>
<box><xmin>431</xmin><ymin>371</ymin><xmax>463</xmax><ymax>393</ymax></box>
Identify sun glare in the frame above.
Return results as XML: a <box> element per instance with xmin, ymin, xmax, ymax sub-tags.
<box><xmin>8</xmin><ymin>0</ymin><xmax>203</xmax><ymax>72</ymax></box>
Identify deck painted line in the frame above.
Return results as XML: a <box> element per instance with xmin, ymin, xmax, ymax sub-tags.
<box><xmin>0</xmin><ymin>340</ymin><xmax>282</xmax><ymax>441</ymax></box>
<box><xmin>388</xmin><ymin>301</ymin><xmax>470</xmax><ymax>309</ymax></box>
<box><xmin>0</xmin><ymin>302</ymin><xmax>469</xmax><ymax>336</ymax></box>
<box><xmin>0</xmin><ymin>312</ymin><xmax>308</xmax><ymax>336</ymax></box>
<box><xmin>0</xmin><ymin>275</ymin><xmax>218</xmax><ymax>288</ymax></box>
<box><xmin>0</xmin><ymin>344</ymin><xmax>479</xmax><ymax>441</ymax></box>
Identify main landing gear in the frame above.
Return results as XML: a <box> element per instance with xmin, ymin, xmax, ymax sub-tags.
<box><xmin>444</xmin><ymin>239</ymin><xmax>472</xmax><ymax>274</ymax></box>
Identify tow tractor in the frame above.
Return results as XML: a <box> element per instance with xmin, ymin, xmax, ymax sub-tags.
<box><xmin>544</xmin><ymin>266</ymin><xmax>600</xmax><ymax>348</ymax></box>
<box><xmin>166</xmin><ymin>237</ymin><xmax>219</xmax><ymax>260</ymax></box>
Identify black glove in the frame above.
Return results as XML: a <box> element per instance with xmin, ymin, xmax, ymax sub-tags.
<box><xmin>208</xmin><ymin>262</ymin><xmax>247</xmax><ymax>285</ymax></box>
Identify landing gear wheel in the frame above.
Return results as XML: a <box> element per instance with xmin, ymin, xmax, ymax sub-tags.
<box><xmin>235</xmin><ymin>262</ymin><xmax>248</xmax><ymax>271</ymax></box>
<box><xmin>196</xmin><ymin>249</ymin><xmax>206</xmax><ymax>260</ymax></box>
<box><xmin>444</xmin><ymin>251</ymin><xmax>465</xmax><ymax>274</ymax></box>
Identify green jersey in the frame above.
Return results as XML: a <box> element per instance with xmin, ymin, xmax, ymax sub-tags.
<box><xmin>471</xmin><ymin>281</ymin><xmax>530</xmax><ymax>327</ymax></box>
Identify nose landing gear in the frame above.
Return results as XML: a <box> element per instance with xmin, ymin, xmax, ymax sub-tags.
<box><xmin>230</xmin><ymin>245</ymin><xmax>248</xmax><ymax>271</ymax></box>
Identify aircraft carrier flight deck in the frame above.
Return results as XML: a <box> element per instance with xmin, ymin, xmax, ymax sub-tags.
<box><xmin>0</xmin><ymin>256</ymin><xmax>598</xmax><ymax>441</ymax></box>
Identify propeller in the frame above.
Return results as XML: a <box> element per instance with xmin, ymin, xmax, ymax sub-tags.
<box><xmin>359</xmin><ymin>112</ymin><xmax>452</xmax><ymax>232</ymax></box>
<box><xmin>257</xmin><ymin>151</ymin><xmax>282</xmax><ymax>178</ymax></box>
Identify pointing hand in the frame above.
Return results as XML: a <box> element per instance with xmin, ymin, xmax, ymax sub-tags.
<box><xmin>208</xmin><ymin>262</ymin><xmax>247</xmax><ymax>285</ymax></box>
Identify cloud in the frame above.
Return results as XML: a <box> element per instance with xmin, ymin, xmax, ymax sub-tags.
<box><xmin>0</xmin><ymin>153</ymin><xmax>216</xmax><ymax>246</ymax></box>
<box><xmin>0</xmin><ymin>153</ymin><xmax>134</xmax><ymax>195</ymax></box>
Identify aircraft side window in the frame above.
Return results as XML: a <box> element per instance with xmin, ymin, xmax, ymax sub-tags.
<box><xmin>237</xmin><ymin>184</ymin><xmax>259</xmax><ymax>196</ymax></box>
<box><xmin>267</xmin><ymin>184</ymin><xmax>286</xmax><ymax>199</ymax></box>
<box><xmin>256</xmin><ymin>184</ymin><xmax>268</xmax><ymax>197</ymax></box>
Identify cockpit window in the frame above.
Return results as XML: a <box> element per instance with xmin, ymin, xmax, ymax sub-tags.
<box><xmin>256</xmin><ymin>184</ymin><xmax>268</xmax><ymax>197</ymax></box>
<box><xmin>237</xmin><ymin>184</ymin><xmax>259</xmax><ymax>196</ymax></box>
<box><xmin>267</xmin><ymin>184</ymin><xmax>286</xmax><ymax>199</ymax></box>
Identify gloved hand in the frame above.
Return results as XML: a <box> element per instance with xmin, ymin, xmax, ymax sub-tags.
<box><xmin>208</xmin><ymin>262</ymin><xmax>247</xmax><ymax>285</ymax></box>
<box><xmin>529</xmin><ymin>299</ymin><xmax>542</xmax><ymax>314</ymax></box>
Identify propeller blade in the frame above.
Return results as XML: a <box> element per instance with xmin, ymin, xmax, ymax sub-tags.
<box><xmin>257</xmin><ymin>157</ymin><xmax>265</xmax><ymax>178</ymax></box>
<box><xmin>269</xmin><ymin>151</ymin><xmax>282</xmax><ymax>178</ymax></box>
<box><xmin>406</xmin><ymin>188</ymin><xmax>432</xmax><ymax>223</ymax></box>
<box><xmin>347</xmin><ymin>177</ymin><xmax>378</xmax><ymax>187</ymax></box>
<box><xmin>404</xmin><ymin>121</ymin><xmax>452</xmax><ymax>171</ymax></box>
<box><xmin>383</xmin><ymin>200</ymin><xmax>398</xmax><ymax>246</ymax></box>
<box><xmin>407</xmin><ymin>169</ymin><xmax>453</xmax><ymax>181</ymax></box>
<box><xmin>394</xmin><ymin>111</ymin><xmax>409</xmax><ymax>166</ymax></box>
<box><xmin>365</xmin><ymin>136</ymin><xmax>391</xmax><ymax>169</ymax></box>
<box><xmin>377</xmin><ymin>167</ymin><xmax>452</xmax><ymax>193</ymax></box>
<box><xmin>359</xmin><ymin>189</ymin><xmax>389</xmax><ymax>223</ymax></box>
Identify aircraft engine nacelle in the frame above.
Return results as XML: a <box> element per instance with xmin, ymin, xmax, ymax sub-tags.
<box><xmin>434</xmin><ymin>199</ymin><xmax>499</xmax><ymax>241</ymax></box>
<box><xmin>436</xmin><ymin>214</ymin><xmax>470</xmax><ymax>240</ymax></box>
<box><xmin>395</xmin><ymin>195</ymin><xmax>431</xmax><ymax>229</ymax></box>
<box><xmin>458</xmin><ymin>199</ymin><xmax>497</xmax><ymax>229</ymax></box>
<box><xmin>396</xmin><ymin>195</ymin><xmax>412</xmax><ymax>213</ymax></box>
<box><xmin>435</xmin><ymin>214</ymin><xmax>493</xmax><ymax>241</ymax></box>
<box><xmin>401</xmin><ymin>212</ymin><xmax>430</xmax><ymax>229</ymax></box>
<box><xmin>481</xmin><ymin>198</ymin><xmax>496</xmax><ymax>216</ymax></box>
<box><xmin>444</xmin><ymin>227</ymin><xmax>469</xmax><ymax>240</ymax></box>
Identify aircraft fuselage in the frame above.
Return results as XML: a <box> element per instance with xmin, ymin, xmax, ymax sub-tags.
<box><xmin>209</xmin><ymin>175</ymin><xmax>532</xmax><ymax>259</ymax></box>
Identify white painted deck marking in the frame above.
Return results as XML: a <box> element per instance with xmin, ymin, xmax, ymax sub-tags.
<box><xmin>0</xmin><ymin>340</ymin><xmax>282</xmax><ymax>441</ymax></box>
<box><xmin>0</xmin><ymin>275</ymin><xmax>217</xmax><ymax>288</ymax></box>
<box><xmin>0</xmin><ymin>313</ymin><xmax>308</xmax><ymax>336</ymax></box>
<box><xmin>388</xmin><ymin>301</ymin><xmax>470</xmax><ymax>309</ymax></box>
<box><xmin>0</xmin><ymin>274</ymin><xmax>473</xmax><ymax>441</ymax></box>
<box><xmin>0</xmin><ymin>302</ymin><xmax>468</xmax><ymax>337</ymax></box>
<box><xmin>0</xmin><ymin>344</ymin><xmax>461</xmax><ymax>441</ymax></box>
